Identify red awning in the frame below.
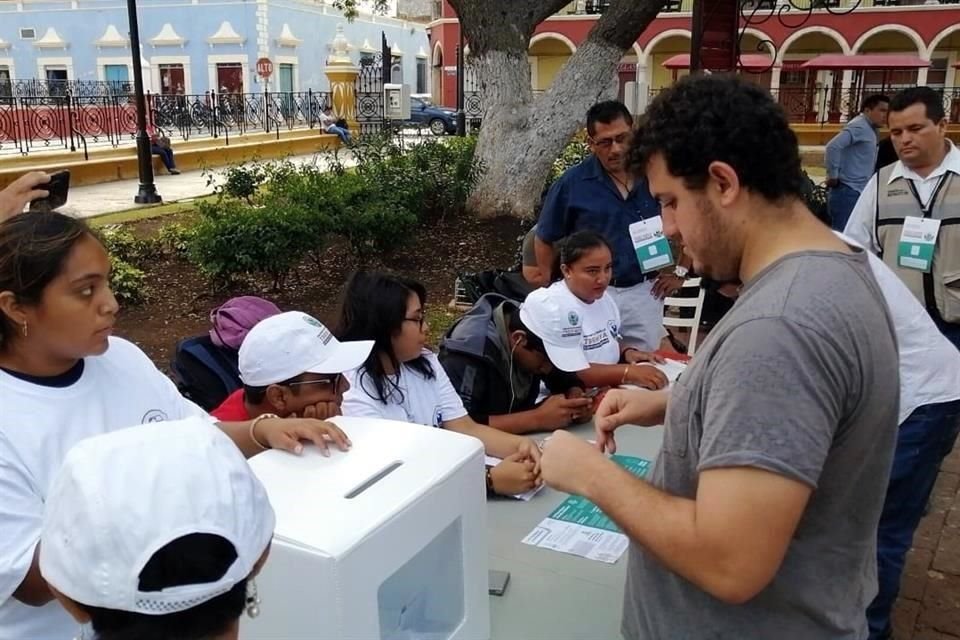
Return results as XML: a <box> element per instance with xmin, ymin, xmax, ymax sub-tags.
<box><xmin>661</xmin><ymin>53</ymin><xmax>773</xmax><ymax>71</ymax></box>
<box><xmin>800</xmin><ymin>54</ymin><xmax>929</xmax><ymax>70</ymax></box>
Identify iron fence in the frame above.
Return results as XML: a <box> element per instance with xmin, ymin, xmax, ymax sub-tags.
<box><xmin>649</xmin><ymin>85</ymin><xmax>960</xmax><ymax>124</ymax></box>
<box><xmin>1</xmin><ymin>78</ymin><xmax>134</xmax><ymax>99</ymax></box>
<box><xmin>0</xmin><ymin>89</ymin><xmax>333</xmax><ymax>158</ymax></box>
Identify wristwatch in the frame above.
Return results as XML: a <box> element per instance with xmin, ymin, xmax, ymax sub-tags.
<box><xmin>674</xmin><ymin>265</ymin><xmax>689</xmax><ymax>278</ymax></box>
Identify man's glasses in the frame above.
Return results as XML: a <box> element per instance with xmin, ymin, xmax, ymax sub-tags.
<box><xmin>286</xmin><ymin>374</ymin><xmax>341</xmax><ymax>389</ymax></box>
<box><xmin>589</xmin><ymin>132</ymin><xmax>631</xmax><ymax>149</ymax></box>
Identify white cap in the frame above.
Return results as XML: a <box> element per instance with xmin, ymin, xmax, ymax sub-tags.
<box><xmin>239</xmin><ymin>311</ymin><xmax>373</xmax><ymax>387</ymax></box>
<box><xmin>40</xmin><ymin>417</ymin><xmax>275</xmax><ymax>615</ymax></box>
<box><xmin>519</xmin><ymin>287</ymin><xmax>590</xmax><ymax>372</ymax></box>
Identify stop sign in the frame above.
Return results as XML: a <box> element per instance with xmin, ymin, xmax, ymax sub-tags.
<box><xmin>256</xmin><ymin>57</ymin><xmax>274</xmax><ymax>78</ymax></box>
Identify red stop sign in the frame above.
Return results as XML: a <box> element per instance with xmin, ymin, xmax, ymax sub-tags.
<box><xmin>256</xmin><ymin>58</ymin><xmax>274</xmax><ymax>78</ymax></box>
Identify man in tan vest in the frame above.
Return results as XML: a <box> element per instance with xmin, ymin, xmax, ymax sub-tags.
<box><xmin>845</xmin><ymin>86</ymin><xmax>960</xmax><ymax>350</ymax></box>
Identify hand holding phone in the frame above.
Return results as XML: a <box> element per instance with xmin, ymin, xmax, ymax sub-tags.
<box><xmin>29</xmin><ymin>170</ymin><xmax>69</xmax><ymax>212</ymax></box>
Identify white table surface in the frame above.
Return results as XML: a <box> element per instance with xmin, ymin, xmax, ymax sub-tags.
<box><xmin>487</xmin><ymin>422</ymin><xmax>664</xmax><ymax>640</ymax></box>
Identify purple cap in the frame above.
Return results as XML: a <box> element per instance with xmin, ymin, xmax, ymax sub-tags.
<box><xmin>209</xmin><ymin>296</ymin><xmax>281</xmax><ymax>350</ymax></box>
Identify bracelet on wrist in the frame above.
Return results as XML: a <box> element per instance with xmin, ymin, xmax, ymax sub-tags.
<box><xmin>485</xmin><ymin>466</ymin><xmax>495</xmax><ymax>494</ymax></box>
<box><xmin>249</xmin><ymin>413</ymin><xmax>277</xmax><ymax>450</ymax></box>
<box><xmin>621</xmin><ymin>365</ymin><xmax>630</xmax><ymax>385</ymax></box>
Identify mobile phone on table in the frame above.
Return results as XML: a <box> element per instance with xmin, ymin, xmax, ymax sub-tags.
<box><xmin>488</xmin><ymin>570</ymin><xmax>511</xmax><ymax>596</ymax></box>
<box><xmin>29</xmin><ymin>170</ymin><xmax>70</xmax><ymax>212</ymax></box>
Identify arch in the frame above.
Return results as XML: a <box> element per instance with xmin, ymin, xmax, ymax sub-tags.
<box><xmin>432</xmin><ymin>41</ymin><xmax>443</xmax><ymax>67</ymax></box>
<box><xmin>740</xmin><ymin>27</ymin><xmax>776</xmax><ymax>57</ymax></box>
<box><xmin>624</xmin><ymin>42</ymin><xmax>643</xmax><ymax>61</ymax></box>
<box><xmin>852</xmin><ymin>25</ymin><xmax>925</xmax><ymax>58</ymax></box>
<box><xmin>529</xmin><ymin>31</ymin><xmax>577</xmax><ymax>54</ymax></box>
<box><xmin>639</xmin><ymin>28</ymin><xmax>692</xmax><ymax>66</ymax></box>
<box><xmin>926</xmin><ymin>24</ymin><xmax>960</xmax><ymax>56</ymax></box>
<box><xmin>776</xmin><ymin>26</ymin><xmax>851</xmax><ymax>65</ymax></box>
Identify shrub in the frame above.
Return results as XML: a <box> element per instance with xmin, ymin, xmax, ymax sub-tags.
<box><xmin>548</xmin><ymin>138</ymin><xmax>589</xmax><ymax>187</ymax></box>
<box><xmin>109</xmin><ymin>258</ymin><xmax>147</xmax><ymax>305</ymax></box>
<box><xmin>152</xmin><ymin>222</ymin><xmax>196</xmax><ymax>258</ymax></box>
<box><xmin>218</xmin><ymin>163</ymin><xmax>267</xmax><ymax>203</ymax></box>
<box><xmin>98</xmin><ymin>224</ymin><xmax>156</xmax><ymax>264</ymax></box>
<box><xmin>186</xmin><ymin>197</ymin><xmax>317</xmax><ymax>290</ymax></box>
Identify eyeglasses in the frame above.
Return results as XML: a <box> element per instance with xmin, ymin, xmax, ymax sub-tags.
<box><xmin>589</xmin><ymin>132</ymin><xmax>631</xmax><ymax>149</ymax></box>
<box><xmin>404</xmin><ymin>314</ymin><xmax>426</xmax><ymax>329</ymax></box>
<box><xmin>286</xmin><ymin>374</ymin><xmax>341</xmax><ymax>389</ymax></box>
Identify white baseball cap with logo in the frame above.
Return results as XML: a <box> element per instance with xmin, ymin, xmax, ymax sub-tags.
<box><xmin>239</xmin><ymin>311</ymin><xmax>374</xmax><ymax>387</ymax></box>
<box><xmin>39</xmin><ymin>417</ymin><xmax>275</xmax><ymax>615</ymax></box>
<box><xmin>520</xmin><ymin>287</ymin><xmax>590</xmax><ymax>372</ymax></box>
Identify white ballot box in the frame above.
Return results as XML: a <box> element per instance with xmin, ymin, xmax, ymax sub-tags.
<box><xmin>240</xmin><ymin>415</ymin><xmax>490</xmax><ymax>640</ymax></box>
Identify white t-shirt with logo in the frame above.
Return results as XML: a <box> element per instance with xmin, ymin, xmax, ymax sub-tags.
<box><xmin>552</xmin><ymin>281</ymin><xmax>622</xmax><ymax>365</ymax></box>
<box><xmin>342</xmin><ymin>351</ymin><xmax>468</xmax><ymax>427</ymax></box>
<box><xmin>0</xmin><ymin>337</ymin><xmax>211</xmax><ymax>640</ymax></box>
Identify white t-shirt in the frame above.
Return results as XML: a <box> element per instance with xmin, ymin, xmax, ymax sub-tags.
<box><xmin>839</xmin><ymin>232</ymin><xmax>960</xmax><ymax>422</ymax></box>
<box><xmin>552</xmin><ymin>281</ymin><xmax>622</xmax><ymax>365</ymax></box>
<box><xmin>0</xmin><ymin>337</ymin><xmax>211</xmax><ymax>640</ymax></box>
<box><xmin>342</xmin><ymin>351</ymin><xmax>468</xmax><ymax>427</ymax></box>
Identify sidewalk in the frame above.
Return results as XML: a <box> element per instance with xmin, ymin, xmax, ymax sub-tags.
<box><xmin>57</xmin><ymin>149</ymin><xmax>354</xmax><ymax>219</ymax></box>
<box><xmin>896</xmin><ymin>444</ymin><xmax>960</xmax><ymax>639</ymax></box>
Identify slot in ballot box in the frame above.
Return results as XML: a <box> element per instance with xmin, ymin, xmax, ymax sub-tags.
<box><xmin>240</xmin><ymin>415</ymin><xmax>490</xmax><ymax>640</ymax></box>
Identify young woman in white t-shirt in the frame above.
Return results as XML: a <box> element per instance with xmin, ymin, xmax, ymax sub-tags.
<box><xmin>0</xmin><ymin>211</ymin><xmax>348</xmax><ymax>640</ymax></box>
<box><xmin>549</xmin><ymin>231</ymin><xmax>668</xmax><ymax>391</ymax></box>
<box><xmin>338</xmin><ymin>272</ymin><xmax>542</xmax><ymax>497</ymax></box>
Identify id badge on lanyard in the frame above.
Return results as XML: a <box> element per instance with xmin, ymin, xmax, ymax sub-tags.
<box><xmin>897</xmin><ymin>177</ymin><xmax>946</xmax><ymax>273</ymax></box>
<box><xmin>629</xmin><ymin>216</ymin><xmax>674</xmax><ymax>274</ymax></box>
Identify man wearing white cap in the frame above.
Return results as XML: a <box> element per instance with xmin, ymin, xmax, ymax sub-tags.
<box><xmin>439</xmin><ymin>291</ymin><xmax>592</xmax><ymax>435</ymax></box>
<box><xmin>39</xmin><ymin>417</ymin><xmax>275</xmax><ymax>640</ymax></box>
<box><xmin>212</xmin><ymin>311</ymin><xmax>374</xmax><ymax>423</ymax></box>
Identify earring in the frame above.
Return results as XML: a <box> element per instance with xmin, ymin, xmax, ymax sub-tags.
<box><xmin>20</xmin><ymin>322</ymin><xmax>27</xmax><ymax>338</ymax></box>
<box><xmin>245</xmin><ymin>579</ymin><xmax>261</xmax><ymax>618</ymax></box>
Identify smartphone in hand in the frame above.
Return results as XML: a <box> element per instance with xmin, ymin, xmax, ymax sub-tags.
<box><xmin>29</xmin><ymin>170</ymin><xmax>70</xmax><ymax>212</ymax></box>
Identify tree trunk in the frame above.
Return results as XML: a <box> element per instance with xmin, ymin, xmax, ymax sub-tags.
<box><xmin>454</xmin><ymin>0</ymin><xmax>666</xmax><ymax>219</ymax></box>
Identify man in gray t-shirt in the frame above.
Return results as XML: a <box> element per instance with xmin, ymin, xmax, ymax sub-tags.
<box><xmin>539</xmin><ymin>75</ymin><xmax>900</xmax><ymax>640</ymax></box>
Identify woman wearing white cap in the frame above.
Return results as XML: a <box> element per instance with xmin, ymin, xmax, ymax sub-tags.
<box><xmin>540</xmin><ymin>231</ymin><xmax>669</xmax><ymax>391</ymax></box>
<box><xmin>40</xmin><ymin>417</ymin><xmax>275</xmax><ymax>640</ymax></box>
<box><xmin>338</xmin><ymin>272</ymin><xmax>543</xmax><ymax>497</ymax></box>
<box><xmin>0</xmin><ymin>212</ymin><xmax>347</xmax><ymax>640</ymax></box>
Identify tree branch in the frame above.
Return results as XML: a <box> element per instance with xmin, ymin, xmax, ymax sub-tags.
<box><xmin>449</xmin><ymin>0</ymin><xmax>573</xmax><ymax>55</ymax></box>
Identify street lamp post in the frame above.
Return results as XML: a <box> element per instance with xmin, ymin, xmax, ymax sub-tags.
<box><xmin>126</xmin><ymin>0</ymin><xmax>161</xmax><ymax>204</ymax></box>
<box><xmin>455</xmin><ymin>26</ymin><xmax>466</xmax><ymax>137</ymax></box>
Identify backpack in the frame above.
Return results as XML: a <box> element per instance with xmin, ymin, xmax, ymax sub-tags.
<box><xmin>170</xmin><ymin>335</ymin><xmax>242</xmax><ymax>411</ymax></box>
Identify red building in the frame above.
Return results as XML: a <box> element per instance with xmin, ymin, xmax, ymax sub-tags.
<box><xmin>426</xmin><ymin>0</ymin><xmax>960</xmax><ymax>123</ymax></box>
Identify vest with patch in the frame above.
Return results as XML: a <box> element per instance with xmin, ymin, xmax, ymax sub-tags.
<box><xmin>876</xmin><ymin>164</ymin><xmax>960</xmax><ymax>323</ymax></box>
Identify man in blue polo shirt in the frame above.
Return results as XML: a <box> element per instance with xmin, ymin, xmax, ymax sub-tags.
<box><xmin>534</xmin><ymin>101</ymin><xmax>669</xmax><ymax>351</ymax></box>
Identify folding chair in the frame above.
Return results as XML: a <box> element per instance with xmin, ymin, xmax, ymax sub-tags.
<box><xmin>662</xmin><ymin>277</ymin><xmax>706</xmax><ymax>357</ymax></box>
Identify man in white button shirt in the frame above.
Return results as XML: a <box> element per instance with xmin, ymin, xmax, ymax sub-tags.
<box><xmin>844</xmin><ymin>87</ymin><xmax>960</xmax><ymax>350</ymax></box>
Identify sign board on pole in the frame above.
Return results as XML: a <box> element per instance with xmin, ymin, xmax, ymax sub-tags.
<box><xmin>256</xmin><ymin>57</ymin><xmax>274</xmax><ymax>79</ymax></box>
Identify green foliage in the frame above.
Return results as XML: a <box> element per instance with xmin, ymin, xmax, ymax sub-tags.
<box><xmin>98</xmin><ymin>224</ymin><xmax>157</xmax><ymax>264</ymax></box>
<box><xmin>186</xmin><ymin>197</ymin><xmax>318</xmax><ymax>290</ymax></box>
<box><xmin>109</xmin><ymin>258</ymin><xmax>147</xmax><ymax>305</ymax></box>
<box><xmin>152</xmin><ymin>222</ymin><xmax>196</xmax><ymax>258</ymax></box>
<box><xmin>548</xmin><ymin>138</ymin><xmax>590</xmax><ymax>187</ymax></box>
<box><xmin>219</xmin><ymin>163</ymin><xmax>267</xmax><ymax>203</ymax></box>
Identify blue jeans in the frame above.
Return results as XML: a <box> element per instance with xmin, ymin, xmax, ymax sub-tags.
<box><xmin>867</xmin><ymin>399</ymin><xmax>960</xmax><ymax>639</ymax></box>
<box><xmin>151</xmin><ymin>144</ymin><xmax>176</xmax><ymax>171</ymax></box>
<box><xmin>828</xmin><ymin>183</ymin><xmax>862</xmax><ymax>231</ymax></box>
<box><xmin>326</xmin><ymin>125</ymin><xmax>351</xmax><ymax>144</ymax></box>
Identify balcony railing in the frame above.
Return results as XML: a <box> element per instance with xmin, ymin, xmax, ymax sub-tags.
<box><xmin>648</xmin><ymin>84</ymin><xmax>960</xmax><ymax>125</ymax></box>
<box><xmin>563</xmin><ymin>0</ymin><xmax>959</xmax><ymax>14</ymax></box>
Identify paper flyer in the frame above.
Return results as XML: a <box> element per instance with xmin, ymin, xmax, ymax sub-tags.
<box><xmin>522</xmin><ymin>455</ymin><xmax>652</xmax><ymax>563</ymax></box>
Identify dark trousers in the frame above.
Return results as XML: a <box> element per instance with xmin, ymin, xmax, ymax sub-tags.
<box><xmin>151</xmin><ymin>144</ymin><xmax>176</xmax><ymax>171</ymax></box>
<box><xmin>867</xmin><ymin>399</ymin><xmax>960</xmax><ymax>639</ymax></box>
<box><xmin>827</xmin><ymin>182</ymin><xmax>861</xmax><ymax>231</ymax></box>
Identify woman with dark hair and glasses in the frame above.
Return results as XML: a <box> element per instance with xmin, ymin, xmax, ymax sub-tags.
<box><xmin>338</xmin><ymin>272</ymin><xmax>543</xmax><ymax>497</ymax></box>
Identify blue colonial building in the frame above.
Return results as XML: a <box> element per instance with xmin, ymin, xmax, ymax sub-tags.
<box><xmin>0</xmin><ymin>0</ymin><xmax>430</xmax><ymax>96</ymax></box>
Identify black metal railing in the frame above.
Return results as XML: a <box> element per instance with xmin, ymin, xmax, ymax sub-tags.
<box><xmin>649</xmin><ymin>84</ymin><xmax>960</xmax><ymax>125</ymax></box>
<box><xmin>2</xmin><ymin>78</ymin><xmax>134</xmax><ymax>99</ymax></box>
<box><xmin>0</xmin><ymin>89</ymin><xmax>333</xmax><ymax>158</ymax></box>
